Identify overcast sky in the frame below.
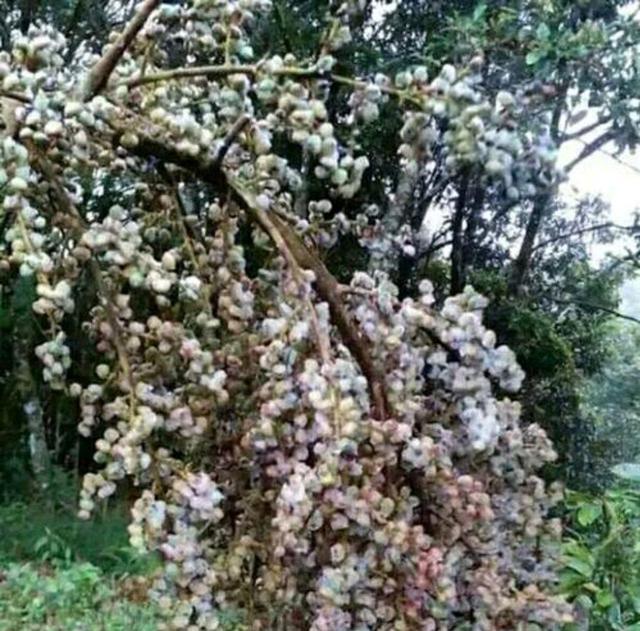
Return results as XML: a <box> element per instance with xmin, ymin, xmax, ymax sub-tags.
<box><xmin>560</xmin><ymin>137</ymin><xmax>640</xmax><ymax>318</ymax></box>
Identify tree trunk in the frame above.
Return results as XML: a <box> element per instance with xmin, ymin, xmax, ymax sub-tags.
<box><xmin>450</xmin><ymin>173</ymin><xmax>470</xmax><ymax>295</ymax></box>
<box><xmin>19</xmin><ymin>0</ymin><xmax>38</xmax><ymax>33</ymax></box>
<box><xmin>508</xmin><ymin>190</ymin><xmax>552</xmax><ymax>294</ymax></box>
<box><xmin>15</xmin><ymin>333</ymin><xmax>51</xmax><ymax>494</ymax></box>
<box><xmin>461</xmin><ymin>184</ymin><xmax>485</xmax><ymax>277</ymax></box>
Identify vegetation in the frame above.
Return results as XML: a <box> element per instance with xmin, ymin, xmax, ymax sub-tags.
<box><xmin>0</xmin><ymin>0</ymin><xmax>639</xmax><ymax>629</ymax></box>
<box><xmin>561</xmin><ymin>487</ymin><xmax>640</xmax><ymax>630</ymax></box>
<box><xmin>0</xmin><ymin>562</ymin><xmax>161</xmax><ymax>631</ymax></box>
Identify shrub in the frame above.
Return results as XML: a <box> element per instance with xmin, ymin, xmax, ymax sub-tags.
<box><xmin>0</xmin><ymin>499</ymin><xmax>159</xmax><ymax>576</ymax></box>
<box><xmin>0</xmin><ymin>561</ymin><xmax>162</xmax><ymax>630</ymax></box>
<box><xmin>561</xmin><ymin>488</ymin><xmax>640</xmax><ymax>630</ymax></box>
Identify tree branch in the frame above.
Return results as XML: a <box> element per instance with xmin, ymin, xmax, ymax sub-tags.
<box><xmin>548</xmin><ymin>297</ymin><xmax>640</xmax><ymax>326</ymax></box>
<box><xmin>450</xmin><ymin>170</ymin><xmax>471</xmax><ymax>295</ymax></box>
<box><xmin>532</xmin><ymin>222</ymin><xmax>638</xmax><ymax>252</ymax></box>
<box><xmin>563</xmin><ymin>128</ymin><xmax>617</xmax><ymax>173</ymax></box>
<box><xmin>108</xmin><ymin>112</ymin><xmax>390</xmax><ymax>420</ymax></box>
<box><xmin>121</xmin><ymin>64</ymin><xmax>427</xmax><ymax>106</ymax></box>
<box><xmin>83</xmin><ymin>0</ymin><xmax>160</xmax><ymax>100</ymax></box>
<box><xmin>562</xmin><ymin>117</ymin><xmax>612</xmax><ymax>142</ymax></box>
<box><xmin>237</xmin><ymin>188</ymin><xmax>390</xmax><ymax>421</ymax></box>
<box><xmin>212</xmin><ymin>114</ymin><xmax>251</xmax><ymax>168</ymax></box>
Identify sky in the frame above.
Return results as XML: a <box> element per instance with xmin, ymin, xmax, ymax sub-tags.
<box><xmin>560</xmin><ymin>134</ymin><xmax>640</xmax><ymax>318</ymax></box>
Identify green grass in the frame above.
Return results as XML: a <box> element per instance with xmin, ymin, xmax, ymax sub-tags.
<box><xmin>0</xmin><ymin>497</ymin><xmax>163</xmax><ymax>630</ymax></box>
<box><xmin>0</xmin><ymin>496</ymin><xmax>247</xmax><ymax>629</ymax></box>
<box><xmin>0</xmin><ymin>500</ymin><xmax>158</xmax><ymax>576</ymax></box>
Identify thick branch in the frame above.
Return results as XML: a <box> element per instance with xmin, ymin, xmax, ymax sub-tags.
<box><xmin>450</xmin><ymin>171</ymin><xmax>470</xmax><ymax>295</ymax></box>
<box><xmin>562</xmin><ymin>117</ymin><xmax>611</xmax><ymax>142</ymax></box>
<box><xmin>239</xmin><ymin>193</ymin><xmax>332</xmax><ymax>365</ymax></box>
<box><xmin>274</xmin><ymin>214</ymin><xmax>388</xmax><ymax>419</ymax></box>
<box><xmin>109</xmin><ymin>113</ymin><xmax>390</xmax><ymax>420</ymax></box>
<box><xmin>83</xmin><ymin>0</ymin><xmax>160</xmax><ymax>100</ymax></box>
<box><xmin>508</xmin><ymin>190</ymin><xmax>553</xmax><ymax>294</ymax></box>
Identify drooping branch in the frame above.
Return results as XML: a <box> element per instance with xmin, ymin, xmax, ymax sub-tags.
<box><xmin>108</xmin><ymin>113</ymin><xmax>390</xmax><ymax>420</ymax></box>
<box><xmin>28</xmin><ymin>148</ymin><xmax>135</xmax><ymax>390</ymax></box>
<box><xmin>83</xmin><ymin>0</ymin><xmax>161</xmax><ymax>100</ymax></box>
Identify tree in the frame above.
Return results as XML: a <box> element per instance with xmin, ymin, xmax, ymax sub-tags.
<box><xmin>0</xmin><ymin>1</ymin><xmax>575</xmax><ymax>628</ymax></box>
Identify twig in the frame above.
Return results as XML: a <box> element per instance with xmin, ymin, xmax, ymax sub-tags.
<box><xmin>532</xmin><ymin>222</ymin><xmax>638</xmax><ymax>252</ymax></box>
<box><xmin>121</xmin><ymin>63</ymin><xmax>427</xmax><ymax>107</ymax></box>
<box><xmin>212</xmin><ymin>114</ymin><xmax>251</xmax><ymax>168</ymax></box>
<box><xmin>83</xmin><ymin>0</ymin><xmax>161</xmax><ymax>100</ymax></box>
<box><xmin>547</xmin><ymin>296</ymin><xmax>640</xmax><ymax>325</ymax></box>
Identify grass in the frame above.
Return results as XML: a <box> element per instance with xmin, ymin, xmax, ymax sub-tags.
<box><xmin>0</xmin><ymin>500</ymin><xmax>158</xmax><ymax>576</ymax></box>
<box><xmin>0</xmin><ymin>476</ymin><xmax>246</xmax><ymax>630</ymax></box>
<box><xmin>0</xmin><ymin>492</ymin><xmax>163</xmax><ymax>630</ymax></box>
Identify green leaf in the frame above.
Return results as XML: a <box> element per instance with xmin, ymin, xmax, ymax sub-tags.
<box><xmin>564</xmin><ymin>557</ymin><xmax>594</xmax><ymax>578</ymax></box>
<box><xmin>596</xmin><ymin>590</ymin><xmax>615</xmax><ymax>608</ymax></box>
<box><xmin>536</xmin><ymin>23</ymin><xmax>551</xmax><ymax>40</ymax></box>
<box><xmin>473</xmin><ymin>3</ymin><xmax>487</xmax><ymax>21</ymax></box>
<box><xmin>574</xmin><ymin>594</ymin><xmax>593</xmax><ymax>611</ymax></box>
<box><xmin>526</xmin><ymin>50</ymin><xmax>543</xmax><ymax>65</ymax></box>
<box><xmin>607</xmin><ymin>600</ymin><xmax>622</xmax><ymax>625</ymax></box>
<box><xmin>577</xmin><ymin>502</ymin><xmax>603</xmax><ymax>527</ymax></box>
<box><xmin>612</xmin><ymin>463</ymin><xmax>640</xmax><ymax>482</ymax></box>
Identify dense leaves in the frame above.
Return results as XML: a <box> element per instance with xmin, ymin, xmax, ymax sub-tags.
<box><xmin>561</xmin><ymin>488</ymin><xmax>640</xmax><ymax>630</ymax></box>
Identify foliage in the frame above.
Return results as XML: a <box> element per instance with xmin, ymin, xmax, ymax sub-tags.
<box><xmin>560</xmin><ymin>487</ymin><xmax>640</xmax><ymax>630</ymax></box>
<box><xmin>0</xmin><ymin>0</ymin><xmax>583</xmax><ymax>628</ymax></box>
<box><xmin>575</xmin><ymin>322</ymin><xmax>640</xmax><ymax>489</ymax></box>
<box><xmin>0</xmin><ymin>498</ymin><xmax>159</xmax><ymax>576</ymax></box>
<box><xmin>0</xmin><ymin>561</ymin><xmax>162</xmax><ymax>631</ymax></box>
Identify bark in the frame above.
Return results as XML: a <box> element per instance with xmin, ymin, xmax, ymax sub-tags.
<box><xmin>18</xmin><ymin>0</ymin><xmax>37</xmax><ymax>33</ymax></box>
<box><xmin>461</xmin><ymin>184</ymin><xmax>485</xmax><ymax>282</ymax></box>
<box><xmin>82</xmin><ymin>0</ymin><xmax>161</xmax><ymax>100</ymax></box>
<box><xmin>14</xmin><ymin>333</ymin><xmax>51</xmax><ymax>493</ymax></box>
<box><xmin>450</xmin><ymin>171</ymin><xmax>470</xmax><ymax>295</ymax></box>
<box><xmin>508</xmin><ymin>190</ymin><xmax>551</xmax><ymax>294</ymax></box>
